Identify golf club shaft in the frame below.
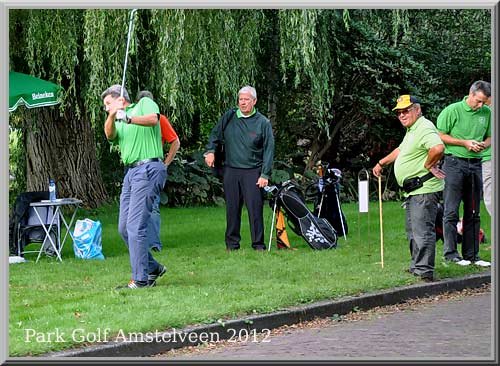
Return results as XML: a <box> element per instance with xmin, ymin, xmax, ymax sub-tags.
<box><xmin>121</xmin><ymin>9</ymin><xmax>138</xmax><ymax>98</ymax></box>
<box><xmin>378</xmin><ymin>175</ymin><xmax>384</xmax><ymax>268</ymax></box>
<box><xmin>318</xmin><ymin>193</ymin><xmax>325</xmax><ymax>216</ymax></box>
<box><xmin>268</xmin><ymin>201</ymin><xmax>277</xmax><ymax>251</ymax></box>
<box><xmin>335</xmin><ymin>188</ymin><xmax>347</xmax><ymax>241</ymax></box>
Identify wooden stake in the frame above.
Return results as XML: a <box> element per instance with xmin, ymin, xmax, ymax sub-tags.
<box><xmin>378</xmin><ymin>175</ymin><xmax>384</xmax><ymax>268</ymax></box>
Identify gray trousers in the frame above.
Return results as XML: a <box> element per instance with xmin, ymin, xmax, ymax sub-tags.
<box><xmin>119</xmin><ymin>161</ymin><xmax>167</xmax><ymax>282</ymax></box>
<box><xmin>482</xmin><ymin>160</ymin><xmax>492</xmax><ymax>216</ymax></box>
<box><xmin>405</xmin><ymin>192</ymin><xmax>440</xmax><ymax>277</ymax></box>
<box><xmin>442</xmin><ymin>155</ymin><xmax>482</xmax><ymax>262</ymax></box>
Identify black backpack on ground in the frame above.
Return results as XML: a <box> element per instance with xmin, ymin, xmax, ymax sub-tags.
<box><xmin>270</xmin><ymin>181</ymin><xmax>337</xmax><ymax>250</ymax></box>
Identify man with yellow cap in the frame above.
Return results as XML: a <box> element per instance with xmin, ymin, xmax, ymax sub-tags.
<box><xmin>373</xmin><ymin>95</ymin><xmax>445</xmax><ymax>282</ymax></box>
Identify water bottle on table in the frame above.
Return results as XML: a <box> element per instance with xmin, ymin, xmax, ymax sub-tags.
<box><xmin>49</xmin><ymin>179</ymin><xmax>57</xmax><ymax>202</ymax></box>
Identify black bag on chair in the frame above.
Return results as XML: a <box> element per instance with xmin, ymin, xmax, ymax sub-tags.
<box><xmin>9</xmin><ymin>191</ymin><xmax>58</xmax><ymax>257</ymax></box>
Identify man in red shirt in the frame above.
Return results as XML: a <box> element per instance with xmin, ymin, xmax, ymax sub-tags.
<box><xmin>136</xmin><ymin>91</ymin><xmax>180</xmax><ymax>257</ymax></box>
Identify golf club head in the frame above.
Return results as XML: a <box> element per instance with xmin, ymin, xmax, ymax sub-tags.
<box><xmin>263</xmin><ymin>185</ymin><xmax>278</xmax><ymax>194</ymax></box>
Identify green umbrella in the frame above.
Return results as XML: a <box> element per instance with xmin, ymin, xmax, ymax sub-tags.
<box><xmin>9</xmin><ymin>71</ymin><xmax>62</xmax><ymax>112</ymax></box>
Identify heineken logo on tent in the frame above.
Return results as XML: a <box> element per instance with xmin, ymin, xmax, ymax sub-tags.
<box><xmin>9</xmin><ymin>71</ymin><xmax>62</xmax><ymax>112</ymax></box>
<box><xmin>32</xmin><ymin>91</ymin><xmax>55</xmax><ymax>100</ymax></box>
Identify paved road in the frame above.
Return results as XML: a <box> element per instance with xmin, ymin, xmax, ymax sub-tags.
<box><xmin>159</xmin><ymin>291</ymin><xmax>492</xmax><ymax>361</ymax></box>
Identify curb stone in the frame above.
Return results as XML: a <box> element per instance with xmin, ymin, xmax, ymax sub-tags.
<box><xmin>48</xmin><ymin>272</ymin><xmax>491</xmax><ymax>358</ymax></box>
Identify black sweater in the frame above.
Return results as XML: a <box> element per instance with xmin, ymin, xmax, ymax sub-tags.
<box><xmin>206</xmin><ymin>109</ymin><xmax>274</xmax><ymax>179</ymax></box>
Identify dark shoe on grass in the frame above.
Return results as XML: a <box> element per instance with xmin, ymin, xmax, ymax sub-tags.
<box><xmin>115</xmin><ymin>280</ymin><xmax>150</xmax><ymax>290</ymax></box>
<box><xmin>148</xmin><ymin>264</ymin><xmax>167</xmax><ymax>286</ymax></box>
<box><xmin>418</xmin><ymin>274</ymin><xmax>435</xmax><ymax>283</ymax></box>
<box><xmin>421</xmin><ymin>277</ymin><xmax>435</xmax><ymax>283</ymax></box>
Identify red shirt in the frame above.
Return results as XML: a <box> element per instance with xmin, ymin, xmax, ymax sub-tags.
<box><xmin>160</xmin><ymin>114</ymin><xmax>178</xmax><ymax>144</ymax></box>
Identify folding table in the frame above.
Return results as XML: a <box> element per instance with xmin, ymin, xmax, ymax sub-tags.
<box><xmin>29</xmin><ymin>198</ymin><xmax>82</xmax><ymax>262</ymax></box>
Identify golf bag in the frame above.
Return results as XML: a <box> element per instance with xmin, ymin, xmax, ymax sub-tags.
<box><xmin>312</xmin><ymin>166</ymin><xmax>349</xmax><ymax>237</ymax></box>
<box><xmin>269</xmin><ymin>181</ymin><xmax>337</xmax><ymax>250</ymax></box>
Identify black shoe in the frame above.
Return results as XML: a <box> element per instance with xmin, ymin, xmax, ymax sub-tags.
<box><xmin>115</xmin><ymin>280</ymin><xmax>150</xmax><ymax>290</ymax></box>
<box><xmin>419</xmin><ymin>274</ymin><xmax>435</xmax><ymax>283</ymax></box>
<box><xmin>147</xmin><ymin>264</ymin><xmax>167</xmax><ymax>286</ymax></box>
<box><xmin>226</xmin><ymin>246</ymin><xmax>240</xmax><ymax>252</ymax></box>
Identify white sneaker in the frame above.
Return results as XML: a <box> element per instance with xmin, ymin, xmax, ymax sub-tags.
<box><xmin>473</xmin><ymin>260</ymin><xmax>491</xmax><ymax>267</ymax></box>
<box><xmin>456</xmin><ymin>259</ymin><xmax>472</xmax><ymax>266</ymax></box>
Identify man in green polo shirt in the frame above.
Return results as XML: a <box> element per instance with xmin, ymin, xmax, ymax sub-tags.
<box><xmin>373</xmin><ymin>95</ymin><xmax>445</xmax><ymax>282</ymax></box>
<box><xmin>102</xmin><ymin>84</ymin><xmax>167</xmax><ymax>289</ymax></box>
<box><xmin>204</xmin><ymin>85</ymin><xmax>275</xmax><ymax>251</ymax></box>
<box><xmin>437</xmin><ymin>80</ymin><xmax>491</xmax><ymax>267</ymax></box>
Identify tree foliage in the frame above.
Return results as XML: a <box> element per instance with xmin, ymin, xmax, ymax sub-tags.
<box><xmin>9</xmin><ymin>8</ymin><xmax>491</xmax><ymax>206</ymax></box>
<box><xmin>9</xmin><ymin>9</ymin><xmax>108</xmax><ymax>208</ymax></box>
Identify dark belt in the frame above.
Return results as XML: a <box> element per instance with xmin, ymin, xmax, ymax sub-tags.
<box><xmin>445</xmin><ymin>154</ymin><xmax>481</xmax><ymax>163</ymax></box>
<box><xmin>126</xmin><ymin>157</ymin><xmax>161</xmax><ymax>169</ymax></box>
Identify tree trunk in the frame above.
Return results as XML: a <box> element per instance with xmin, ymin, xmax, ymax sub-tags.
<box><xmin>25</xmin><ymin>107</ymin><xmax>108</xmax><ymax>208</ymax></box>
<box><xmin>305</xmin><ymin>132</ymin><xmax>334</xmax><ymax>172</ymax></box>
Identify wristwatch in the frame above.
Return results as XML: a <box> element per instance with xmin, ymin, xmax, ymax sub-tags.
<box><xmin>126</xmin><ymin>115</ymin><xmax>132</xmax><ymax>124</ymax></box>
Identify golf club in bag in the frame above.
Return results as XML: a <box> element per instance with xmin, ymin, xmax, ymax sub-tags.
<box><xmin>266</xmin><ymin>181</ymin><xmax>337</xmax><ymax>250</ymax></box>
<box><xmin>307</xmin><ymin>164</ymin><xmax>349</xmax><ymax>238</ymax></box>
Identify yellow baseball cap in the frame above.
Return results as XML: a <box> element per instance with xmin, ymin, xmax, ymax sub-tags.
<box><xmin>392</xmin><ymin>95</ymin><xmax>421</xmax><ymax>111</ymax></box>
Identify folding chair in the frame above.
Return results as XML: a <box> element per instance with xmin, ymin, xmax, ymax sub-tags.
<box><xmin>17</xmin><ymin>205</ymin><xmax>60</xmax><ymax>261</ymax></box>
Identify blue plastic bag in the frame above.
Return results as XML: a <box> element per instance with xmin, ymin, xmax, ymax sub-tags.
<box><xmin>73</xmin><ymin>219</ymin><xmax>104</xmax><ymax>260</ymax></box>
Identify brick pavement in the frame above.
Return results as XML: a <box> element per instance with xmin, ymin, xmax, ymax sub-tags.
<box><xmin>164</xmin><ymin>291</ymin><xmax>492</xmax><ymax>361</ymax></box>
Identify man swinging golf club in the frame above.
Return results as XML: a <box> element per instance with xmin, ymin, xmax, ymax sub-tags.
<box><xmin>102</xmin><ymin>85</ymin><xmax>167</xmax><ymax>289</ymax></box>
<box><xmin>100</xmin><ymin>9</ymin><xmax>167</xmax><ymax>289</ymax></box>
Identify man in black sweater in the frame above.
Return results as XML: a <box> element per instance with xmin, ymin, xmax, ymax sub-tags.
<box><xmin>205</xmin><ymin>86</ymin><xmax>275</xmax><ymax>251</ymax></box>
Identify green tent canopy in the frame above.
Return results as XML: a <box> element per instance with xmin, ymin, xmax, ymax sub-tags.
<box><xmin>9</xmin><ymin>71</ymin><xmax>62</xmax><ymax>112</ymax></box>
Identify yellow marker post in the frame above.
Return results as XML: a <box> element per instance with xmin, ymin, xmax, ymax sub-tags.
<box><xmin>378</xmin><ymin>175</ymin><xmax>384</xmax><ymax>268</ymax></box>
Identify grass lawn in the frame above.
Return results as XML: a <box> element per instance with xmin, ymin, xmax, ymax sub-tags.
<box><xmin>9</xmin><ymin>201</ymin><xmax>492</xmax><ymax>356</ymax></box>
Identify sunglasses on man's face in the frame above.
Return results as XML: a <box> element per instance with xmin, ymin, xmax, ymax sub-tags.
<box><xmin>396</xmin><ymin>106</ymin><xmax>414</xmax><ymax>117</ymax></box>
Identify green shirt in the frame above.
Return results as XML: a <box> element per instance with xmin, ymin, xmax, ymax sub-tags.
<box><xmin>436</xmin><ymin>96</ymin><xmax>491</xmax><ymax>158</ymax></box>
<box><xmin>110</xmin><ymin>97</ymin><xmax>162</xmax><ymax>165</ymax></box>
<box><xmin>394</xmin><ymin>116</ymin><xmax>445</xmax><ymax>196</ymax></box>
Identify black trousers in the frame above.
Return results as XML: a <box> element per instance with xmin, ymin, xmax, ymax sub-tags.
<box><xmin>223</xmin><ymin>166</ymin><xmax>265</xmax><ymax>250</ymax></box>
<box><xmin>442</xmin><ymin>155</ymin><xmax>483</xmax><ymax>261</ymax></box>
